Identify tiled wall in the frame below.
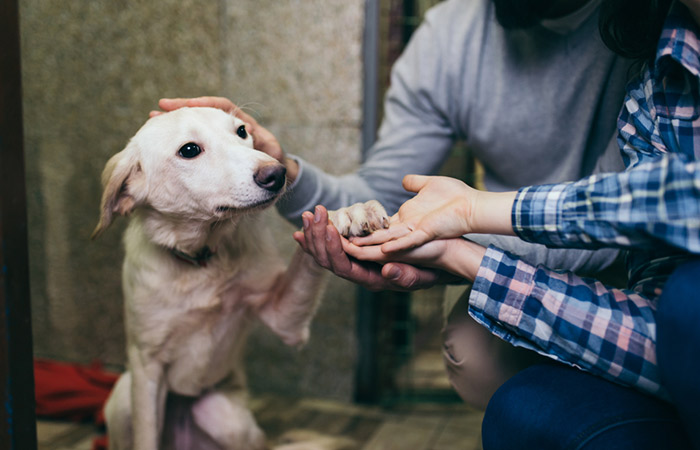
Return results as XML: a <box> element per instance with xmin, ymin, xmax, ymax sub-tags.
<box><xmin>21</xmin><ymin>0</ymin><xmax>365</xmax><ymax>400</ymax></box>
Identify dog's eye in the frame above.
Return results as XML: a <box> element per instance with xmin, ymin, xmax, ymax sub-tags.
<box><xmin>178</xmin><ymin>143</ymin><xmax>202</xmax><ymax>159</ymax></box>
<box><xmin>236</xmin><ymin>125</ymin><xmax>248</xmax><ymax>140</ymax></box>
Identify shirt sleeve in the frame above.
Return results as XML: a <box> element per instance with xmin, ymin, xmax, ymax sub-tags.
<box><xmin>469</xmin><ymin>245</ymin><xmax>667</xmax><ymax>398</ymax></box>
<box><xmin>512</xmin><ymin>153</ymin><xmax>700</xmax><ymax>254</ymax></box>
<box><xmin>275</xmin><ymin>7</ymin><xmax>457</xmax><ymax>225</ymax></box>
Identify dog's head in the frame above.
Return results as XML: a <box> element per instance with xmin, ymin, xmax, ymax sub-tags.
<box><xmin>91</xmin><ymin>107</ymin><xmax>286</xmax><ymax>239</ymax></box>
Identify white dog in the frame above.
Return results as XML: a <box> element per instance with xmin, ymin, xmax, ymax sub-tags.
<box><xmin>92</xmin><ymin>107</ymin><xmax>387</xmax><ymax>450</ymax></box>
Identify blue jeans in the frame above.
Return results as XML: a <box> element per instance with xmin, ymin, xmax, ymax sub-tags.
<box><xmin>657</xmin><ymin>258</ymin><xmax>700</xmax><ymax>449</ymax></box>
<box><xmin>481</xmin><ymin>258</ymin><xmax>700</xmax><ymax>450</ymax></box>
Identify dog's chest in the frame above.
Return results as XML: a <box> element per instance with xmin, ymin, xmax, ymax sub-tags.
<box><xmin>127</xmin><ymin>254</ymin><xmax>283</xmax><ymax>396</ymax></box>
<box><xmin>123</xmin><ymin>218</ymin><xmax>287</xmax><ymax>395</ymax></box>
<box><xmin>163</xmin><ymin>294</ymin><xmax>253</xmax><ymax>395</ymax></box>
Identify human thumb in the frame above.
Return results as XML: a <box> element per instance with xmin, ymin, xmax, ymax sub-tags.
<box><xmin>402</xmin><ymin>174</ymin><xmax>430</xmax><ymax>194</ymax></box>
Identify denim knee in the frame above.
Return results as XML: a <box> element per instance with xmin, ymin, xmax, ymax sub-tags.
<box><xmin>481</xmin><ymin>363</ymin><xmax>690</xmax><ymax>450</ymax></box>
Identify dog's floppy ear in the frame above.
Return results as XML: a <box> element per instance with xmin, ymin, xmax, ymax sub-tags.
<box><xmin>91</xmin><ymin>144</ymin><xmax>145</xmax><ymax>239</ymax></box>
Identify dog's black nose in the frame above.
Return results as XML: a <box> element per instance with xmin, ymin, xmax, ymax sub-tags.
<box><xmin>254</xmin><ymin>164</ymin><xmax>287</xmax><ymax>192</ymax></box>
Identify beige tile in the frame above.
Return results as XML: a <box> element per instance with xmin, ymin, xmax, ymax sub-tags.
<box><xmin>37</xmin><ymin>420</ymin><xmax>78</xmax><ymax>445</ymax></box>
<box><xmin>362</xmin><ymin>420</ymin><xmax>437</xmax><ymax>450</ymax></box>
<box><xmin>433</xmin><ymin>413</ymin><xmax>484</xmax><ymax>450</ymax></box>
<box><xmin>36</xmin><ymin>420</ymin><xmax>100</xmax><ymax>450</ymax></box>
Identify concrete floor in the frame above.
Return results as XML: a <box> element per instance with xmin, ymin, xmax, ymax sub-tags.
<box><xmin>37</xmin><ymin>393</ymin><xmax>484</xmax><ymax>449</ymax></box>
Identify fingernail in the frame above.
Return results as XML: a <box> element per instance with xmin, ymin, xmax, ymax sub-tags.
<box><xmin>314</xmin><ymin>207</ymin><xmax>322</xmax><ymax>223</ymax></box>
<box><xmin>386</xmin><ymin>266</ymin><xmax>401</xmax><ymax>280</ymax></box>
<box><xmin>326</xmin><ymin>229</ymin><xmax>333</xmax><ymax>242</ymax></box>
<box><xmin>302</xmin><ymin>216</ymin><xmax>309</xmax><ymax>230</ymax></box>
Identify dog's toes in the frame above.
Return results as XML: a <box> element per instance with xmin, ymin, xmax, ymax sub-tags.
<box><xmin>328</xmin><ymin>209</ymin><xmax>352</xmax><ymax>237</ymax></box>
<box><xmin>330</xmin><ymin>201</ymin><xmax>389</xmax><ymax>238</ymax></box>
<box><xmin>363</xmin><ymin>200</ymin><xmax>389</xmax><ymax>232</ymax></box>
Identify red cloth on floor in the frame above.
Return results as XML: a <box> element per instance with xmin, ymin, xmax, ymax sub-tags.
<box><xmin>34</xmin><ymin>358</ymin><xmax>120</xmax><ymax>450</ymax></box>
<box><xmin>34</xmin><ymin>358</ymin><xmax>119</xmax><ymax>421</ymax></box>
<box><xmin>92</xmin><ymin>435</ymin><xmax>109</xmax><ymax>450</ymax></box>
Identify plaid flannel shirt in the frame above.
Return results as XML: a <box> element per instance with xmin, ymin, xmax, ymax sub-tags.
<box><xmin>469</xmin><ymin>3</ymin><xmax>700</xmax><ymax>398</ymax></box>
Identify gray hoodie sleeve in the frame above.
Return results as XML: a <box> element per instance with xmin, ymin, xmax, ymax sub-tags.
<box><xmin>276</xmin><ymin>2</ymin><xmax>458</xmax><ymax>226</ymax></box>
<box><xmin>465</xmin><ymin>234</ymin><xmax>620</xmax><ymax>274</ymax></box>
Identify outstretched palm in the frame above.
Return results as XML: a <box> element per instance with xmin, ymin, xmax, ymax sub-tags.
<box><xmin>354</xmin><ymin>175</ymin><xmax>477</xmax><ymax>252</ymax></box>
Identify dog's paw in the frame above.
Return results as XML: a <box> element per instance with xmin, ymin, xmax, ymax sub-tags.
<box><xmin>328</xmin><ymin>200</ymin><xmax>389</xmax><ymax>237</ymax></box>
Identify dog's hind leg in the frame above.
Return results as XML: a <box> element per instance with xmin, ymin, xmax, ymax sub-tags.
<box><xmin>104</xmin><ymin>372</ymin><xmax>134</xmax><ymax>450</ymax></box>
<box><xmin>190</xmin><ymin>387</ymin><xmax>266</xmax><ymax>450</ymax></box>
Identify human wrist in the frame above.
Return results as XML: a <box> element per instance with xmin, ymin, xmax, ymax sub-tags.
<box><xmin>442</xmin><ymin>238</ymin><xmax>487</xmax><ymax>281</ymax></box>
<box><xmin>471</xmin><ymin>190</ymin><xmax>517</xmax><ymax>236</ymax></box>
<box><xmin>284</xmin><ymin>156</ymin><xmax>300</xmax><ymax>183</ymax></box>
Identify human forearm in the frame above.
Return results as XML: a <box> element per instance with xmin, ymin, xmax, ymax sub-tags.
<box><xmin>470</xmin><ymin>190</ymin><xmax>517</xmax><ymax>236</ymax></box>
<box><xmin>464</xmin><ymin>233</ymin><xmax>620</xmax><ymax>274</ymax></box>
<box><xmin>438</xmin><ymin>238</ymin><xmax>487</xmax><ymax>280</ymax></box>
<box><xmin>513</xmin><ymin>155</ymin><xmax>700</xmax><ymax>253</ymax></box>
<box><xmin>470</xmin><ymin>246</ymin><xmax>665</xmax><ymax>398</ymax></box>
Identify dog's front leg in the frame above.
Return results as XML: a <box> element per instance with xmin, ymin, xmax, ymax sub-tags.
<box><xmin>128</xmin><ymin>345</ymin><xmax>168</xmax><ymax>450</ymax></box>
<box><xmin>258</xmin><ymin>201</ymin><xmax>389</xmax><ymax>347</ymax></box>
<box><xmin>257</xmin><ymin>248</ymin><xmax>327</xmax><ymax>347</ymax></box>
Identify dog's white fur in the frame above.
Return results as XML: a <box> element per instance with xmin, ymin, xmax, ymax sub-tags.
<box><xmin>93</xmin><ymin>107</ymin><xmax>387</xmax><ymax>450</ymax></box>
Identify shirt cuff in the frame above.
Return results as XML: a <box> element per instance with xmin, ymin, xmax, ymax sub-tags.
<box><xmin>275</xmin><ymin>156</ymin><xmax>321</xmax><ymax>227</ymax></box>
<box><xmin>467</xmin><ymin>245</ymin><xmax>543</xmax><ymax>352</ymax></box>
<box><xmin>469</xmin><ymin>245</ymin><xmax>535</xmax><ymax>324</ymax></box>
<box><xmin>512</xmin><ymin>183</ymin><xmax>570</xmax><ymax>247</ymax></box>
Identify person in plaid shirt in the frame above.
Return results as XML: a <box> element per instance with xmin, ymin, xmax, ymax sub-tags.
<box><xmin>345</xmin><ymin>0</ymin><xmax>700</xmax><ymax>447</ymax></box>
